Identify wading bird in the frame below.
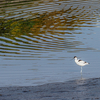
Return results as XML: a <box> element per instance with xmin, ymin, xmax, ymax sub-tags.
<box><xmin>74</xmin><ymin>56</ymin><xmax>89</xmax><ymax>73</ymax></box>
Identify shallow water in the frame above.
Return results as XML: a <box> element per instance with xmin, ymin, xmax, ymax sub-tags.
<box><xmin>0</xmin><ymin>0</ymin><xmax>100</xmax><ymax>87</ymax></box>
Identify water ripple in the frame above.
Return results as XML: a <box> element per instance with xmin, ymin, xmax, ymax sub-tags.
<box><xmin>0</xmin><ymin>0</ymin><xmax>100</xmax><ymax>86</ymax></box>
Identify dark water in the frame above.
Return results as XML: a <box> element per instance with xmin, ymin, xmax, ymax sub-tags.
<box><xmin>0</xmin><ymin>0</ymin><xmax>100</xmax><ymax>87</ymax></box>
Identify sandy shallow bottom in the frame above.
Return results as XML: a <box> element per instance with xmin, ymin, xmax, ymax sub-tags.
<box><xmin>0</xmin><ymin>78</ymin><xmax>100</xmax><ymax>100</ymax></box>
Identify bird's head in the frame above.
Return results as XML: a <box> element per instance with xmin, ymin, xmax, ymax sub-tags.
<box><xmin>74</xmin><ymin>56</ymin><xmax>77</xmax><ymax>59</ymax></box>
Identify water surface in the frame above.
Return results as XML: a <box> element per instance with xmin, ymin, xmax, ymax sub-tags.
<box><xmin>0</xmin><ymin>0</ymin><xmax>100</xmax><ymax>87</ymax></box>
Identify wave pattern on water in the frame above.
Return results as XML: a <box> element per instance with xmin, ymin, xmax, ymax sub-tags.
<box><xmin>0</xmin><ymin>0</ymin><xmax>100</xmax><ymax>55</ymax></box>
<box><xmin>0</xmin><ymin>0</ymin><xmax>100</xmax><ymax>20</ymax></box>
<box><xmin>0</xmin><ymin>0</ymin><xmax>100</xmax><ymax>86</ymax></box>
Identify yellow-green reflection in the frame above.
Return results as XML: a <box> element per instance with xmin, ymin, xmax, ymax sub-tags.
<box><xmin>0</xmin><ymin>19</ymin><xmax>37</xmax><ymax>37</ymax></box>
<box><xmin>0</xmin><ymin>0</ymin><xmax>100</xmax><ymax>56</ymax></box>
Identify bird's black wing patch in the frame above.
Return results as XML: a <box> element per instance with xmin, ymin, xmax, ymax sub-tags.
<box><xmin>78</xmin><ymin>59</ymin><xmax>81</xmax><ymax>62</ymax></box>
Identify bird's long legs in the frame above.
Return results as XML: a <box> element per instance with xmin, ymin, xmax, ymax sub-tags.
<box><xmin>80</xmin><ymin>67</ymin><xmax>82</xmax><ymax>73</ymax></box>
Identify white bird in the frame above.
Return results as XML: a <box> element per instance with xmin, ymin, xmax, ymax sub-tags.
<box><xmin>74</xmin><ymin>56</ymin><xmax>89</xmax><ymax>73</ymax></box>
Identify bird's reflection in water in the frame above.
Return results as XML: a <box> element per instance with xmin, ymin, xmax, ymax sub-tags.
<box><xmin>81</xmin><ymin>72</ymin><xmax>83</xmax><ymax>79</ymax></box>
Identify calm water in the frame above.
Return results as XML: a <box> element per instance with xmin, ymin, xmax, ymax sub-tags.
<box><xmin>0</xmin><ymin>0</ymin><xmax>100</xmax><ymax>87</ymax></box>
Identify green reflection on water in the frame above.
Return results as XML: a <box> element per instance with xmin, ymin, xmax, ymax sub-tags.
<box><xmin>0</xmin><ymin>18</ymin><xmax>37</xmax><ymax>37</ymax></box>
<box><xmin>0</xmin><ymin>0</ymin><xmax>99</xmax><ymax>56</ymax></box>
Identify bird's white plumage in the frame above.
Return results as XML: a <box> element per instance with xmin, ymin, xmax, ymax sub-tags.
<box><xmin>74</xmin><ymin>56</ymin><xmax>89</xmax><ymax>73</ymax></box>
